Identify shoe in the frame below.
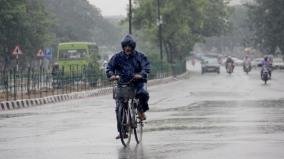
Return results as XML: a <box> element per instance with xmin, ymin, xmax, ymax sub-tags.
<box><xmin>138</xmin><ymin>112</ymin><xmax>146</xmax><ymax>121</ymax></box>
<box><xmin>115</xmin><ymin>134</ymin><xmax>128</xmax><ymax>139</ymax></box>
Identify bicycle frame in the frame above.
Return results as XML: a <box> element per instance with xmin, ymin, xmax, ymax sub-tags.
<box><xmin>114</xmin><ymin>83</ymin><xmax>143</xmax><ymax>147</ymax></box>
<box><xmin>111</xmin><ymin>76</ymin><xmax>145</xmax><ymax>147</ymax></box>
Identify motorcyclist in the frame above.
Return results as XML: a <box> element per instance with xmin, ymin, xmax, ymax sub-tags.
<box><xmin>267</xmin><ymin>54</ymin><xmax>273</xmax><ymax>65</ymax></box>
<box><xmin>225</xmin><ymin>56</ymin><xmax>235</xmax><ymax>71</ymax></box>
<box><xmin>51</xmin><ymin>62</ymin><xmax>61</xmax><ymax>76</ymax></box>
<box><xmin>243</xmin><ymin>55</ymin><xmax>252</xmax><ymax>71</ymax></box>
<box><xmin>106</xmin><ymin>34</ymin><xmax>151</xmax><ymax>139</ymax></box>
<box><xmin>261</xmin><ymin>56</ymin><xmax>272</xmax><ymax>78</ymax></box>
<box><xmin>51</xmin><ymin>62</ymin><xmax>63</xmax><ymax>88</ymax></box>
<box><xmin>217</xmin><ymin>56</ymin><xmax>223</xmax><ymax>65</ymax></box>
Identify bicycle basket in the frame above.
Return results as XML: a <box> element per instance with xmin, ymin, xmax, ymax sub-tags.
<box><xmin>116</xmin><ymin>85</ymin><xmax>136</xmax><ymax>99</ymax></box>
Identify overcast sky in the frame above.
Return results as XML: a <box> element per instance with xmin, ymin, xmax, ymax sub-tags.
<box><xmin>88</xmin><ymin>0</ymin><xmax>129</xmax><ymax>17</ymax></box>
<box><xmin>88</xmin><ymin>0</ymin><xmax>244</xmax><ymax>17</ymax></box>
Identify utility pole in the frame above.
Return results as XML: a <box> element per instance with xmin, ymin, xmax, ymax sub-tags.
<box><xmin>129</xmin><ymin>0</ymin><xmax>132</xmax><ymax>34</ymax></box>
<box><xmin>157</xmin><ymin>0</ymin><xmax>163</xmax><ymax>74</ymax></box>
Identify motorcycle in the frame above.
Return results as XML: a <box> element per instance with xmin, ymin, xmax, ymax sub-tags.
<box><xmin>261</xmin><ymin>66</ymin><xmax>270</xmax><ymax>84</ymax></box>
<box><xmin>243</xmin><ymin>62</ymin><xmax>252</xmax><ymax>74</ymax></box>
<box><xmin>226</xmin><ymin>62</ymin><xmax>234</xmax><ymax>74</ymax></box>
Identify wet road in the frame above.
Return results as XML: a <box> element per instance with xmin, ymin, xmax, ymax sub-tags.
<box><xmin>1</xmin><ymin>64</ymin><xmax>284</xmax><ymax>159</ymax></box>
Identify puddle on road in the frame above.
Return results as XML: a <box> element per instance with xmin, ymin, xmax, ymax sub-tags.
<box><xmin>191</xmin><ymin>91</ymin><xmax>248</xmax><ymax>97</ymax></box>
<box><xmin>151</xmin><ymin>99</ymin><xmax>284</xmax><ymax>113</ymax></box>
<box><xmin>147</xmin><ymin>99</ymin><xmax>284</xmax><ymax>135</ymax></box>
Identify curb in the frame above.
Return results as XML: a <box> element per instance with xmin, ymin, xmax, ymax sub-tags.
<box><xmin>0</xmin><ymin>72</ymin><xmax>189</xmax><ymax>112</ymax></box>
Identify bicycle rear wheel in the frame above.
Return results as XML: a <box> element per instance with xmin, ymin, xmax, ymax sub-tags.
<box><xmin>118</xmin><ymin>104</ymin><xmax>133</xmax><ymax>147</ymax></box>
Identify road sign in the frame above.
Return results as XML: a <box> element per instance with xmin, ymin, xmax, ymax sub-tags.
<box><xmin>44</xmin><ymin>48</ymin><xmax>53</xmax><ymax>60</ymax></box>
<box><xmin>12</xmin><ymin>45</ymin><xmax>22</xmax><ymax>72</ymax></box>
<box><xmin>36</xmin><ymin>49</ymin><xmax>45</xmax><ymax>58</ymax></box>
<box><xmin>12</xmin><ymin>45</ymin><xmax>23</xmax><ymax>55</ymax></box>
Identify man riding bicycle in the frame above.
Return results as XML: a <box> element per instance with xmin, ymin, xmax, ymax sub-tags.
<box><xmin>106</xmin><ymin>34</ymin><xmax>151</xmax><ymax>139</ymax></box>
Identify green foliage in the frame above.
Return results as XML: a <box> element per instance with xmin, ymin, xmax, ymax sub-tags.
<box><xmin>247</xmin><ymin>0</ymin><xmax>284</xmax><ymax>54</ymax></box>
<box><xmin>131</xmin><ymin>0</ymin><xmax>230</xmax><ymax>64</ymax></box>
<box><xmin>85</xmin><ymin>51</ymin><xmax>102</xmax><ymax>85</ymax></box>
<box><xmin>0</xmin><ymin>0</ymin><xmax>121</xmax><ymax>70</ymax></box>
<box><xmin>42</xmin><ymin>0</ymin><xmax>120</xmax><ymax>46</ymax></box>
<box><xmin>203</xmin><ymin>5</ymin><xmax>253</xmax><ymax>53</ymax></box>
<box><xmin>0</xmin><ymin>0</ymin><xmax>52</xmax><ymax>68</ymax></box>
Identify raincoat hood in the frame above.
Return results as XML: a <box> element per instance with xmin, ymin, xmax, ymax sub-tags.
<box><xmin>121</xmin><ymin>34</ymin><xmax>136</xmax><ymax>50</ymax></box>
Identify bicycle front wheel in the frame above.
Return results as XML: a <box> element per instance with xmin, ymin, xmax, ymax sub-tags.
<box><xmin>118</xmin><ymin>104</ymin><xmax>133</xmax><ymax>147</ymax></box>
<box><xmin>133</xmin><ymin>104</ymin><xmax>143</xmax><ymax>144</ymax></box>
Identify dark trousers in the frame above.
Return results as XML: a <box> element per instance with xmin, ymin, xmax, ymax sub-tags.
<box><xmin>135</xmin><ymin>88</ymin><xmax>149</xmax><ymax>112</ymax></box>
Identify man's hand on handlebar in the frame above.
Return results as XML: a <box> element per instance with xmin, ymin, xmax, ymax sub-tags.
<box><xmin>110</xmin><ymin>75</ymin><xmax>119</xmax><ymax>81</ymax></box>
<box><xmin>110</xmin><ymin>74</ymin><xmax>143</xmax><ymax>81</ymax></box>
<box><xmin>134</xmin><ymin>74</ymin><xmax>143</xmax><ymax>80</ymax></box>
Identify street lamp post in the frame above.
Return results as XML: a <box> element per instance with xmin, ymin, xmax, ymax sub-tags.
<box><xmin>157</xmin><ymin>0</ymin><xmax>163</xmax><ymax>75</ymax></box>
<box><xmin>129</xmin><ymin>0</ymin><xmax>164</xmax><ymax>76</ymax></box>
<box><xmin>129</xmin><ymin>0</ymin><xmax>132</xmax><ymax>34</ymax></box>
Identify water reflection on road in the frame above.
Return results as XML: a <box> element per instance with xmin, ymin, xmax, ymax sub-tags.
<box><xmin>118</xmin><ymin>145</ymin><xmax>147</xmax><ymax>159</ymax></box>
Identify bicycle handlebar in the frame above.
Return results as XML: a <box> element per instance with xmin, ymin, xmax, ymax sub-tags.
<box><xmin>111</xmin><ymin>75</ymin><xmax>147</xmax><ymax>85</ymax></box>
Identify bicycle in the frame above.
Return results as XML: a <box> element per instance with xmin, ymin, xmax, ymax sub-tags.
<box><xmin>113</xmin><ymin>78</ymin><xmax>144</xmax><ymax>147</ymax></box>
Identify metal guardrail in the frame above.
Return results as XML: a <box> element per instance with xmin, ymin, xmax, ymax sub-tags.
<box><xmin>0</xmin><ymin>64</ymin><xmax>186</xmax><ymax>102</ymax></box>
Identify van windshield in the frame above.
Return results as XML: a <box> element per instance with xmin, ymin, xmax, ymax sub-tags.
<box><xmin>59</xmin><ymin>49</ymin><xmax>87</xmax><ymax>59</ymax></box>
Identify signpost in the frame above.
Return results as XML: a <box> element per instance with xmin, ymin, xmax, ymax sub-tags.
<box><xmin>44</xmin><ymin>48</ymin><xmax>53</xmax><ymax>60</ymax></box>
<box><xmin>11</xmin><ymin>45</ymin><xmax>23</xmax><ymax>100</ymax></box>
<box><xmin>36</xmin><ymin>49</ymin><xmax>45</xmax><ymax>68</ymax></box>
<box><xmin>12</xmin><ymin>45</ymin><xmax>23</xmax><ymax>72</ymax></box>
<box><xmin>36</xmin><ymin>49</ymin><xmax>45</xmax><ymax>98</ymax></box>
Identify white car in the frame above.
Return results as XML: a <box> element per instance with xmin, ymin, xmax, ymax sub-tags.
<box><xmin>272</xmin><ymin>58</ymin><xmax>284</xmax><ymax>69</ymax></box>
<box><xmin>251</xmin><ymin>58</ymin><xmax>263</xmax><ymax>68</ymax></box>
<box><xmin>231</xmin><ymin>57</ymin><xmax>243</xmax><ymax>66</ymax></box>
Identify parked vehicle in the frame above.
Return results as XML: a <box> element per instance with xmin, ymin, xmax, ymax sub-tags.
<box><xmin>52</xmin><ymin>42</ymin><xmax>101</xmax><ymax>88</ymax></box>
<box><xmin>57</xmin><ymin>42</ymin><xmax>100</xmax><ymax>73</ymax></box>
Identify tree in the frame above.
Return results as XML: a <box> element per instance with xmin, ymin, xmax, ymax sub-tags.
<box><xmin>0</xmin><ymin>0</ymin><xmax>121</xmax><ymax>69</ymax></box>
<box><xmin>42</xmin><ymin>0</ymin><xmax>121</xmax><ymax>46</ymax></box>
<box><xmin>203</xmin><ymin>5</ymin><xmax>253</xmax><ymax>56</ymax></box>
<box><xmin>131</xmin><ymin>0</ymin><xmax>230</xmax><ymax>64</ymax></box>
<box><xmin>0</xmin><ymin>0</ymin><xmax>52</xmax><ymax>69</ymax></box>
<box><xmin>247</xmin><ymin>0</ymin><xmax>284</xmax><ymax>55</ymax></box>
